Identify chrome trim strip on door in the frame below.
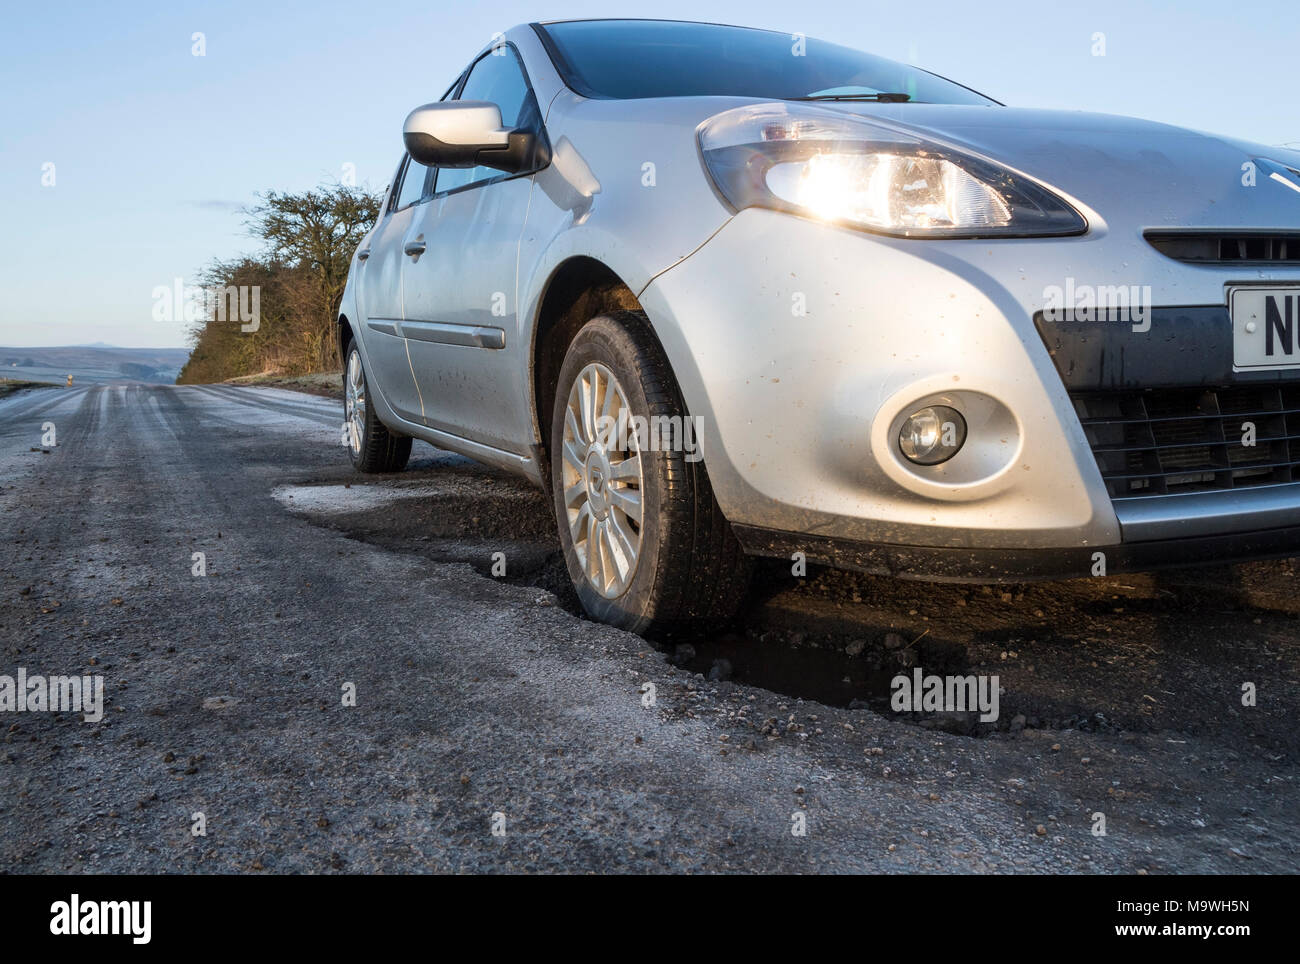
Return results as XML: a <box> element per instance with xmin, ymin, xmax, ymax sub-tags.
<box><xmin>401</xmin><ymin>319</ymin><xmax>506</xmax><ymax>350</ymax></box>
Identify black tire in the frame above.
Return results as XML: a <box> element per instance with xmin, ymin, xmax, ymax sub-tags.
<box><xmin>344</xmin><ymin>339</ymin><xmax>411</xmax><ymax>473</ymax></box>
<box><xmin>548</xmin><ymin>311</ymin><xmax>750</xmax><ymax>634</ymax></box>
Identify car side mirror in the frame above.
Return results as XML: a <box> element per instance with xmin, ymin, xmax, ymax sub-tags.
<box><xmin>402</xmin><ymin>101</ymin><xmax>546</xmax><ymax>174</ymax></box>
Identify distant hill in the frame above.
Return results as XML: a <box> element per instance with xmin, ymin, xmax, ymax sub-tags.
<box><xmin>0</xmin><ymin>345</ymin><xmax>191</xmax><ymax>385</ymax></box>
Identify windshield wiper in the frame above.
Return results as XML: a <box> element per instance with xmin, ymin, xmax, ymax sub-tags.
<box><xmin>791</xmin><ymin>92</ymin><xmax>912</xmax><ymax>103</ymax></box>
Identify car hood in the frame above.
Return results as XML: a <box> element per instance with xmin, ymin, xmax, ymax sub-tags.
<box><xmin>821</xmin><ymin>103</ymin><xmax>1300</xmax><ymax>233</ymax></box>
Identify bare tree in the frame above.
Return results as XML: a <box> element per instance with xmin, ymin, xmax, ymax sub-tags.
<box><xmin>246</xmin><ymin>183</ymin><xmax>381</xmax><ymax>370</ymax></box>
<box><xmin>178</xmin><ymin>182</ymin><xmax>381</xmax><ymax>383</ymax></box>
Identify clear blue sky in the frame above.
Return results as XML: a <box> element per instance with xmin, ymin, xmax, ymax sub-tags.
<box><xmin>2</xmin><ymin>0</ymin><xmax>1297</xmax><ymax>348</ymax></box>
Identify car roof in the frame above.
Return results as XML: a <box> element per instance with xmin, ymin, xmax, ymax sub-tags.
<box><xmin>533</xmin><ymin>18</ymin><xmax>786</xmax><ymax>36</ymax></box>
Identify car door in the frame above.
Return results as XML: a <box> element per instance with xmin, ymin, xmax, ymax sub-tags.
<box><xmin>357</xmin><ymin>155</ymin><xmax>432</xmax><ymax>423</ymax></box>
<box><xmin>400</xmin><ymin>44</ymin><xmax>544</xmax><ymax>452</ymax></box>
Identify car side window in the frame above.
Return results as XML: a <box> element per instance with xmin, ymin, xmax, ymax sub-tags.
<box><xmin>382</xmin><ymin>157</ymin><xmax>404</xmax><ymax>213</ymax></box>
<box><xmin>436</xmin><ymin>46</ymin><xmax>535</xmax><ymax>195</ymax></box>
<box><xmin>394</xmin><ymin>155</ymin><xmax>432</xmax><ymax>210</ymax></box>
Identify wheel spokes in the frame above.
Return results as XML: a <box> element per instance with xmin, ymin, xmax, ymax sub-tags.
<box><xmin>565</xmin><ymin>404</ymin><xmax>587</xmax><ymax>449</ymax></box>
<box><xmin>579</xmin><ymin>368</ymin><xmax>598</xmax><ymax>444</ymax></box>
<box><xmin>600</xmin><ymin>371</ymin><xmax>617</xmax><ymax>423</ymax></box>
<box><xmin>560</xmin><ymin>361</ymin><xmax>647</xmax><ymax>599</ymax></box>
<box><xmin>563</xmin><ymin>478</ymin><xmax>587</xmax><ymax>510</ymax></box>
<box><xmin>604</xmin><ymin>514</ymin><xmax>634</xmax><ymax>580</ymax></box>
<box><xmin>586</xmin><ymin>513</ymin><xmax>602</xmax><ymax>588</ymax></box>
<box><xmin>345</xmin><ymin>352</ymin><xmax>366</xmax><ymax>454</ymax></box>
<box><xmin>607</xmin><ymin>485</ymin><xmax>642</xmax><ymax>525</ymax></box>
<box><xmin>561</xmin><ymin>437</ymin><xmax>586</xmax><ymax>479</ymax></box>
<box><xmin>570</xmin><ymin>501</ymin><xmax>592</xmax><ymax>552</ymax></box>
<box><xmin>609</xmin><ymin>453</ymin><xmax>641</xmax><ymax>481</ymax></box>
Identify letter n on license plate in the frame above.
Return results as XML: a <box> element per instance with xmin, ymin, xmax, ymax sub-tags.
<box><xmin>1232</xmin><ymin>287</ymin><xmax>1300</xmax><ymax>371</ymax></box>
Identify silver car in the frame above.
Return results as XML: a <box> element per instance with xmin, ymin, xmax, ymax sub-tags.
<box><xmin>338</xmin><ymin>18</ymin><xmax>1300</xmax><ymax>632</ymax></box>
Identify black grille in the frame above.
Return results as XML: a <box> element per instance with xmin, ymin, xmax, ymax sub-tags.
<box><xmin>1072</xmin><ymin>385</ymin><xmax>1300</xmax><ymax>498</ymax></box>
<box><xmin>1146</xmin><ymin>231</ymin><xmax>1300</xmax><ymax>264</ymax></box>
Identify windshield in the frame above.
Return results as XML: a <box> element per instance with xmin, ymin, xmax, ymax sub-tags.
<box><xmin>537</xmin><ymin>20</ymin><xmax>999</xmax><ymax>105</ymax></box>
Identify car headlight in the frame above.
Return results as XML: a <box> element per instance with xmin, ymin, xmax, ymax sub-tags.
<box><xmin>697</xmin><ymin>103</ymin><xmax>1086</xmax><ymax>238</ymax></box>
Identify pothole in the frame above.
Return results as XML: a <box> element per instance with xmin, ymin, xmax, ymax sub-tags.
<box><xmin>277</xmin><ymin>479</ymin><xmax>1167</xmax><ymax>737</ymax></box>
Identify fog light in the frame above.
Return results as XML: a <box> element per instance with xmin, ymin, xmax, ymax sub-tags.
<box><xmin>899</xmin><ymin>406</ymin><xmax>967</xmax><ymax>465</ymax></box>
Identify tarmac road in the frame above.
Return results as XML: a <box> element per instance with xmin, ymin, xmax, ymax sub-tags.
<box><xmin>1</xmin><ymin>383</ymin><xmax>1296</xmax><ymax>873</ymax></box>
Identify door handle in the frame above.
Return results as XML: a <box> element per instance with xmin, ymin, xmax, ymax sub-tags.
<box><xmin>357</xmin><ymin>248</ymin><xmax>370</xmax><ymax>261</ymax></box>
<box><xmin>404</xmin><ymin>240</ymin><xmax>426</xmax><ymax>257</ymax></box>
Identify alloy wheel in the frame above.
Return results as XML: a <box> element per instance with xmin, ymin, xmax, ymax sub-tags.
<box><xmin>345</xmin><ymin>349</ymin><xmax>366</xmax><ymax>456</ymax></box>
<box><xmin>560</xmin><ymin>362</ymin><xmax>645</xmax><ymax>598</ymax></box>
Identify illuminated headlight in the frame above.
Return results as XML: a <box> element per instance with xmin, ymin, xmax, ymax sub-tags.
<box><xmin>899</xmin><ymin>406</ymin><xmax>967</xmax><ymax>465</ymax></box>
<box><xmin>698</xmin><ymin>103</ymin><xmax>1085</xmax><ymax>238</ymax></box>
<box><xmin>766</xmin><ymin>153</ymin><xmax>1012</xmax><ymax>231</ymax></box>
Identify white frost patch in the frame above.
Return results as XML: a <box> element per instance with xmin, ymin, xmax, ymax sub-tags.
<box><xmin>236</xmin><ymin>386</ymin><xmax>340</xmax><ymax>409</ymax></box>
<box><xmin>273</xmin><ymin>480</ymin><xmax>531</xmax><ymax>515</ymax></box>
<box><xmin>201</xmin><ymin>695</ymin><xmax>241</xmax><ymax>711</ymax></box>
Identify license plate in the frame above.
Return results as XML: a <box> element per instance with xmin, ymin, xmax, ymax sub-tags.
<box><xmin>1232</xmin><ymin>287</ymin><xmax>1300</xmax><ymax>371</ymax></box>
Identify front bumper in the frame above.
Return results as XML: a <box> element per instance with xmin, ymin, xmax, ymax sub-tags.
<box><xmin>639</xmin><ymin>207</ymin><xmax>1300</xmax><ymax>565</ymax></box>
<box><xmin>733</xmin><ymin>521</ymin><xmax>1300</xmax><ymax>583</ymax></box>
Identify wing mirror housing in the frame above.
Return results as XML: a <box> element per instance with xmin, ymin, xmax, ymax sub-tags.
<box><xmin>402</xmin><ymin>101</ymin><xmax>548</xmax><ymax>174</ymax></box>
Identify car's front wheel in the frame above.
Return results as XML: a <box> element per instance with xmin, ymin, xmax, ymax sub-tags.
<box><xmin>549</xmin><ymin>312</ymin><xmax>749</xmax><ymax>634</ymax></box>
<box><xmin>344</xmin><ymin>340</ymin><xmax>411</xmax><ymax>473</ymax></box>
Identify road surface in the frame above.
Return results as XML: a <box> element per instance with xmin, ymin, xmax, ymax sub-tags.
<box><xmin>1</xmin><ymin>383</ymin><xmax>1296</xmax><ymax>872</ymax></box>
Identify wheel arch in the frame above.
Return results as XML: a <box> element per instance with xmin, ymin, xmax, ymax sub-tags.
<box><xmin>337</xmin><ymin>314</ymin><xmax>355</xmax><ymax>365</ymax></box>
<box><xmin>530</xmin><ymin>257</ymin><xmax>650</xmax><ymax>459</ymax></box>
